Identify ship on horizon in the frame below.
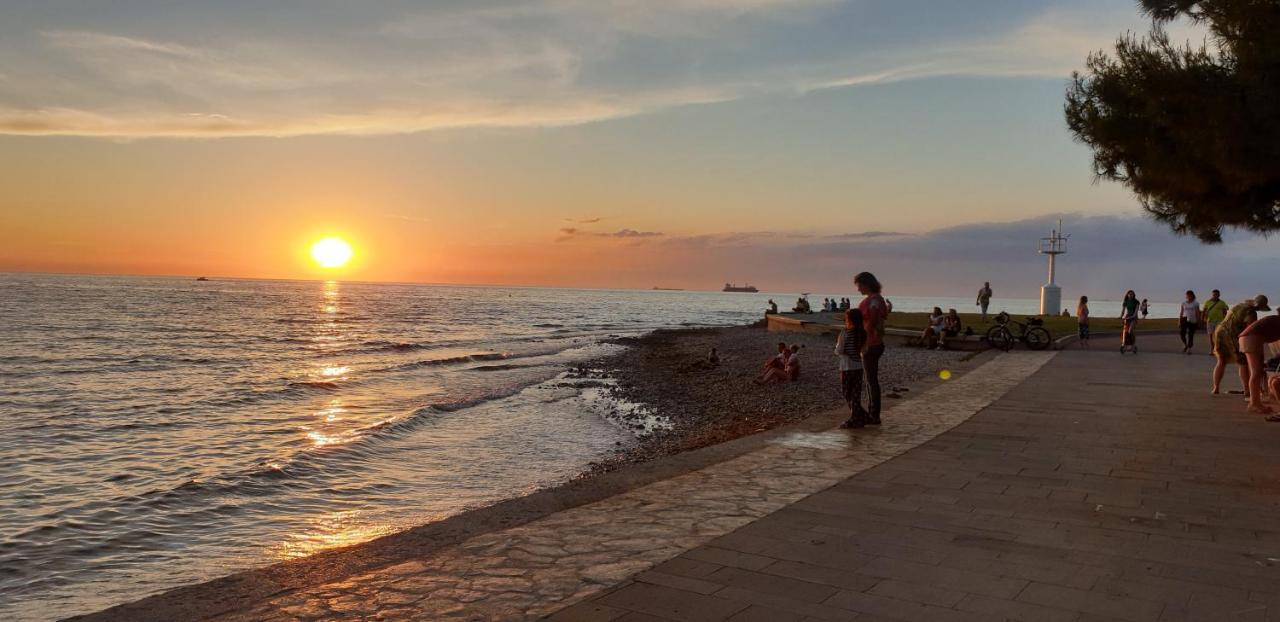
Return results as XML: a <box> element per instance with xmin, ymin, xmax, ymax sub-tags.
<box><xmin>722</xmin><ymin>283</ymin><xmax>758</xmax><ymax>293</ymax></box>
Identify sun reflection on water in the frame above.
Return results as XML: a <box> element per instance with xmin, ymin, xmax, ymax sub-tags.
<box><xmin>270</xmin><ymin>510</ymin><xmax>396</xmax><ymax>560</ymax></box>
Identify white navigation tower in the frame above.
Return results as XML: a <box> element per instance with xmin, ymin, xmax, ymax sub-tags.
<box><xmin>1038</xmin><ymin>220</ymin><xmax>1069</xmax><ymax>316</ymax></box>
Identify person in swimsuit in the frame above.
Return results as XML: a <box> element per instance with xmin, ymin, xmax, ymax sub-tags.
<box><xmin>1239</xmin><ymin>314</ymin><xmax>1280</xmax><ymax>416</ymax></box>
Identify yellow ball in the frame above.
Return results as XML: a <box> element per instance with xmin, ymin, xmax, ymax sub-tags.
<box><xmin>938</xmin><ymin>369</ymin><xmax>952</xmax><ymax>380</ymax></box>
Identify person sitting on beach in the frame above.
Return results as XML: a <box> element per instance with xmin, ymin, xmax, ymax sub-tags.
<box><xmin>756</xmin><ymin>342</ymin><xmax>791</xmax><ymax>383</ymax></box>
<box><xmin>836</xmin><ymin>308</ymin><xmax>870</xmax><ymax>428</ymax></box>
<box><xmin>793</xmin><ymin>297</ymin><xmax>808</xmax><ymax>313</ymax></box>
<box><xmin>1239</xmin><ymin>314</ymin><xmax>1280</xmax><ymax>417</ymax></box>
<box><xmin>766</xmin><ymin>299</ymin><xmax>778</xmax><ymax>314</ymax></box>
<box><xmin>939</xmin><ymin>308</ymin><xmax>962</xmax><ymax>349</ymax></box>
<box><xmin>708</xmin><ymin>348</ymin><xmax>720</xmax><ymax>366</ymax></box>
<box><xmin>1212</xmin><ymin>294</ymin><xmax>1269</xmax><ymax>396</ymax></box>
<box><xmin>922</xmin><ymin>306</ymin><xmax>944</xmax><ymax>349</ymax></box>
<box><xmin>785</xmin><ymin>344</ymin><xmax>802</xmax><ymax>381</ymax></box>
<box><xmin>840</xmin><ymin>298</ymin><xmax>850</xmax><ymax>311</ymax></box>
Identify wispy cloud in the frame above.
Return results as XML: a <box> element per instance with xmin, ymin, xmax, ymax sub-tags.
<box><xmin>0</xmin><ymin>1</ymin><xmax>1179</xmax><ymax>138</ymax></box>
<box><xmin>557</xmin><ymin>226</ymin><xmax>663</xmax><ymax>241</ymax></box>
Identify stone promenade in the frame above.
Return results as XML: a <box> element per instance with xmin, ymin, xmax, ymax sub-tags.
<box><xmin>553</xmin><ymin>336</ymin><xmax>1280</xmax><ymax>621</ymax></box>
<box><xmin>181</xmin><ymin>350</ymin><xmax>1052</xmax><ymax>621</ymax></box>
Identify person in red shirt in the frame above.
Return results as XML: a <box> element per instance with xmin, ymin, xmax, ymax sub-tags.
<box><xmin>855</xmin><ymin>272</ymin><xmax>887</xmax><ymax>424</ymax></box>
<box><xmin>1238</xmin><ymin>314</ymin><xmax>1280</xmax><ymax>416</ymax></box>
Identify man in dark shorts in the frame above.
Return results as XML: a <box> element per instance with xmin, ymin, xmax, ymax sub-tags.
<box><xmin>1212</xmin><ymin>294</ymin><xmax>1270</xmax><ymax>395</ymax></box>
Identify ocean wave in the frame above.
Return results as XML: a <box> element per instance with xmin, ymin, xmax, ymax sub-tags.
<box><xmin>374</xmin><ymin>352</ymin><xmax>509</xmax><ymax>373</ymax></box>
<box><xmin>286</xmin><ymin>380</ymin><xmax>341</xmax><ymax>391</ymax></box>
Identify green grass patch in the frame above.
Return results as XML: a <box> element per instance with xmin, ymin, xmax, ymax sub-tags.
<box><xmin>828</xmin><ymin>311</ymin><xmax>1178</xmax><ymax>337</ymax></box>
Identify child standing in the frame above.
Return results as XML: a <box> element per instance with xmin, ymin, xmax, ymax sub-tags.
<box><xmin>836</xmin><ymin>308</ymin><xmax>870</xmax><ymax>428</ymax></box>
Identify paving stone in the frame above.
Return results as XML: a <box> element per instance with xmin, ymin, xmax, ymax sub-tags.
<box><xmin>1018</xmin><ymin>582</ymin><xmax>1167</xmax><ymax>622</ymax></box>
<box><xmin>597</xmin><ymin>583</ymin><xmax>747</xmax><ymax>621</ymax></box>
<box><xmin>866</xmin><ymin>578</ymin><xmax>967</xmax><ymax>607</ymax></box>
<box><xmin>955</xmin><ymin>593</ymin><xmax>1079</xmax><ymax>622</ymax></box>
<box><xmin>857</xmin><ymin>556</ymin><xmax>1028</xmax><ymax>599</ymax></box>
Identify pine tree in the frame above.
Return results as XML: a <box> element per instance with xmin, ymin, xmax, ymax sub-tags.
<box><xmin>1065</xmin><ymin>0</ymin><xmax>1280</xmax><ymax>242</ymax></box>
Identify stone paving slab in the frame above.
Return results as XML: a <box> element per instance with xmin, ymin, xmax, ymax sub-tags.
<box><xmin>201</xmin><ymin>351</ymin><xmax>1053</xmax><ymax>621</ymax></box>
<box><xmin>552</xmin><ymin>337</ymin><xmax>1280</xmax><ymax>622</ymax></box>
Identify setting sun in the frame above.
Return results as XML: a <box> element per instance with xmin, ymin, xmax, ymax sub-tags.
<box><xmin>310</xmin><ymin>237</ymin><xmax>353</xmax><ymax>269</ymax></box>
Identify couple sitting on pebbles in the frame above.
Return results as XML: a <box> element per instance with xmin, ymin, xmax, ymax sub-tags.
<box><xmin>755</xmin><ymin>342</ymin><xmax>801</xmax><ymax>384</ymax></box>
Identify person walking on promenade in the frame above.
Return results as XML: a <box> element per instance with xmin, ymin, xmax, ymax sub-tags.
<box><xmin>1202</xmin><ymin>290</ymin><xmax>1228</xmax><ymax>353</ymax></box>
<box><xmin>836</xmin><ymin>308</ymin><xmax>870</xmax><ymax>428</ymax></box>
<box><xmin>1211</xmin><ymin>294</ymin><xmax>1269</xmax><ymax>396</ymax></box>
<box><xmin>1238</xmin><ymin>314</ymin><xmax>1280</xmax><ymax>416</ymax></box>
<box><xmin>1076</xmin><ymin>295</ymin><xmax>1090</xmax><ymax>347</ymax></box>
<box><xmin>855</xmin><ymin>272</ymin><xmax>887</xmax><ymax>425</ymax></box>
<box><xmin>1179</xmin><ymin>290</ymin><xmax>1200</xmax><ymax>354</ymax></box>
<box><xmin>1140</xmin><ymin>298</ymin><xmax>1150</xmax><ymax>319</ymax></box>
<box><xmin>976</xmin><ymin>282</ymin><xmax>993</xmax><ymax>322</ymax></box>
<box><xmin>1120</xmin><ymin>290</ymin><xmax>1140</xmax><ymax>354</ymax></box>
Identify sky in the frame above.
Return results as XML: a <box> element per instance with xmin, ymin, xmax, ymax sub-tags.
<box><xmin>1</xmin><ymin>0</ymin><xmax>1272</xmax><ymax>299</ymax></box>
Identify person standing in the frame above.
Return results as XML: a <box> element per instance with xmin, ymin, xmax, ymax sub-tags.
<box><xmin>1179</xmin><ymin>290</ymin><xmax>1200</xmax><ymax>354</ymax></box>
<box><xmin>1076</xmin><ymin>295</ymin><xmax>1090</xmax><ymax>347</ymax></box>
<box><xmin>1120</xmin><ymin>290</ymin><xmax>1140</xmax><ymax>354</ymax></box>
<box><xmin>855</xmin><ymin>272</ymin><xmax>887</xmax><ymax>425</ymax></box>
<box><xmin>836</xmin><ymin>308</ymin><xmax>870</xmax><ymax>428</ymax></box>
<box><xmin>1211</xmin><ymin>294</ymin><xmax>1270</xmax><ymax>395</ymax></box>
<box><xmin>976</xmin><ymin>282</ymin><xmax>993</xmax><ymax>322</ymax></box>
<box><xmin>1140</xmin><ymin>298</ymin><xmax>1150</xmax><ymax>319</ymax></box>
<box><xmin>1238</xmin><ymin>314</ymin><xmax>1280</xmax><ymax>416</ymax></box>
<box><xmin>1202</xmin><ymin>289</ymin><xmax>1228</xmax><ymax>353</ymax></box>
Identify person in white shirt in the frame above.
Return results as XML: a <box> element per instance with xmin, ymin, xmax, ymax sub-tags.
<box><xmin>1179</xmin><ymin>290</ymin><xmax>1201</xmax><ymax>354</ymax></box>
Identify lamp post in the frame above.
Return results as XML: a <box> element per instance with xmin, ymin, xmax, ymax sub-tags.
<box><xmin>1038</xmin><ymin>220</ymin><xmax>1068</xmax><ymax>316</ymax></box>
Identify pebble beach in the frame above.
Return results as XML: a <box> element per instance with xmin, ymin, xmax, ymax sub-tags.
<box><xmin>585</xmin><ymin>324</ymin><xmax>970</xmax><ymax>469</ymax></box>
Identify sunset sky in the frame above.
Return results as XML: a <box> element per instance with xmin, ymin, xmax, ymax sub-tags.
<box><xmin>2</xmin><ymin>1</ymin><xmax>1273</xmax><ymax>297</ymax></box>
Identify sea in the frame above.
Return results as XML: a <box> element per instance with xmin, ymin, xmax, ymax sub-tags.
<box><xmin>0</xmin><ymin>273</ymin><xmax>1179</xmax><ymax>620</ymax></box>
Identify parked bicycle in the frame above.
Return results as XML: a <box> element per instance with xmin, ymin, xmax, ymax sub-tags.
<box><xmin>985</xmin><ymin>312</ymin><xmax>1052</xmax><ymax>351</ymax></box>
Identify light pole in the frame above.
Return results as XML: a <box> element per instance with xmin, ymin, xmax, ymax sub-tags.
<box><xmin>1038</xmin><ymin>220</ymin><xmax>1068</xmax><ymax>316</ymax></box>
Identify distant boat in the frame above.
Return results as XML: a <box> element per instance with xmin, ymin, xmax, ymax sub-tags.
<box><xmin>652</xmin><ymin>287</ymin><xmax>685</xmax><ymax>291</ymax></box>
<box><xmin>723</xmin><ymin>283</ymin><xmax>759</xmax><ymax>293</ymax></box>
<box><xmin>195</xmin><ymin>277</ymin><xmax>209</xmax><ymax>281</ymax></box>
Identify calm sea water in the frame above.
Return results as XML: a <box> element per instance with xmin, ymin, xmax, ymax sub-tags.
<box><xmin>0</xmin><ymin>273</ymin><xmax>1174</xmax><ymax>620</ymax></box>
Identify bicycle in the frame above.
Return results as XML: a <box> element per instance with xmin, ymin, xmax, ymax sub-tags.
<box><xmin>985</xmin><ymin>312</ymin><xmax>1052</xmax><ymax>351</ymax></box>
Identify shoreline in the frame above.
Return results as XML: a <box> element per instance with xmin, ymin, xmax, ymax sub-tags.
<box><xmin>69</xmin><ymin>323</ymin><xmax>976</xmax><ymax>622</ymax></box>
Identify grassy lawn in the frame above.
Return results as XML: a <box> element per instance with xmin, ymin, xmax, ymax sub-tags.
<box><xmin>863</xmin><ymin>311</ymin><xmax>1179</xmax><ymax>337</ymax></box>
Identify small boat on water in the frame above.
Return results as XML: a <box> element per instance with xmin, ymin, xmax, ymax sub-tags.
<box><xmin>195</xmin><ymin>277</ymin><xmax>209</xmax><ymax>281</ymax></box>
<box><xmin>723</xmin><ymin>283</ymin><xmax>758</xmax><ymax>293</ymax></box>
<box><xmin>652</xmin><ymin>287</ymin><xmax>685</xmax><ymax>291</ymax></box>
